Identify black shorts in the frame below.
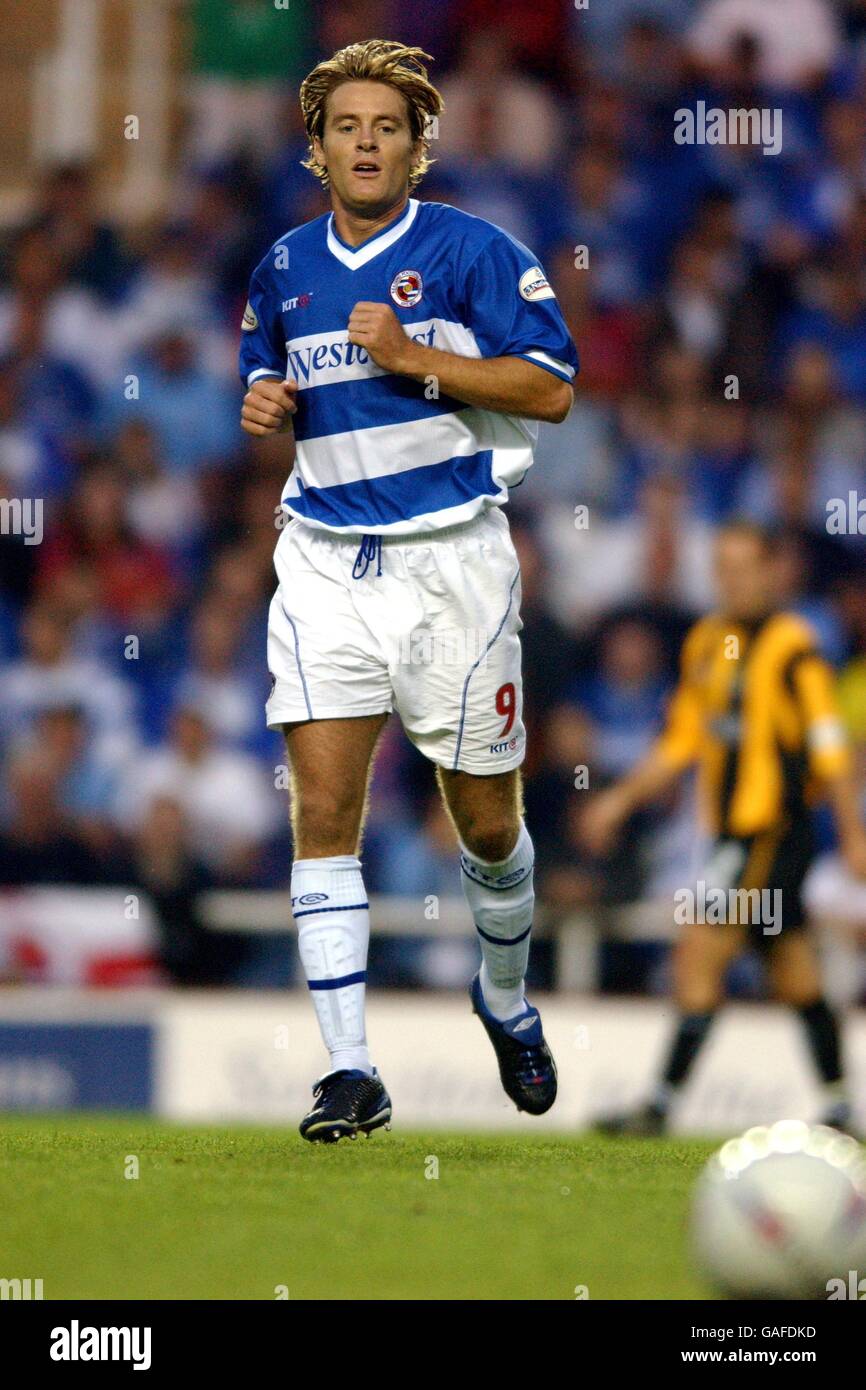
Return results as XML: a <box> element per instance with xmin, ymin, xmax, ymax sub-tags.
<box><xmin>703</xmin><ymin>817</ymin><xmax>814</xmax><ymax>949</ymax></box>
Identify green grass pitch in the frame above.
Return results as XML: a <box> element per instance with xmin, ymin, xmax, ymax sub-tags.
<box><xmin>0</xmin><ymin>1115</ymin><xmax>718</xmax><ymax>1300</ymax></box>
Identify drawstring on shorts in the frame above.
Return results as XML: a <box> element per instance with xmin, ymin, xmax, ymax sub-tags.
<box><xmin>352</xmin><ymin>534</ymin><xmax>383</xmax><ymax>580</ymax></box>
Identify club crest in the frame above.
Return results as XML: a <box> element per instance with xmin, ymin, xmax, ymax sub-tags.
<box><xmin>390</xmin><ymin>269</ymin><xmax>424</xmax><ymax>308</ymax></box>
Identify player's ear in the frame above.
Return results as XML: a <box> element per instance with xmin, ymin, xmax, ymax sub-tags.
<box><xmin>312</xmin><ymin>133</ymin><xmax>326</xmax><ymax>170</ymax></box>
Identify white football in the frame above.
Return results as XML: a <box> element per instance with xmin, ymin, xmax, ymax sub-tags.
<box><xmin>691</xmin><ymin>1121</ymin><xmax>866</xmax><ymax>1299</ymax></box>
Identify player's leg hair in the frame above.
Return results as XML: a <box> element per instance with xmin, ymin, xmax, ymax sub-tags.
<box><xmin>648</xmin><ymin>921</ymin><xmax>746</xmax><ymax>1117</ymax></box>
<box><xmin>282</xmin><ymin>714</ymin><xmax>388</xmax><ymax>1077</ymax></box>
<box><xmin>283</xmin><ymin>713</ymin><xmax>388</xmax><ymax>858</ymax></box>
<box><xmin>436</xmin><ymin>765</ymin><xmax>523</xmax><ymax>863</ymax></box>
<box><xmin>437</xmin><ymin>767</ymin><xmax>534</xmax><ymax>1021</ymax></box>
<box><xmin>768</xmin><ymin>931</ymin><xmax>846</xmax><ymax>1105</ymax></box>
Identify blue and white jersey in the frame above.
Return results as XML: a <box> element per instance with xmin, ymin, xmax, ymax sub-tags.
<box><xmin>239</xmin><ymin>198</ymin><xmax>578</xmax><ymax>535</ymax></box>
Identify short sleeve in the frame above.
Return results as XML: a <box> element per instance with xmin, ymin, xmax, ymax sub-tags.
<box><xmin>461</xmin><ymin>232</ymin><xmax>579</xmax><ymax>382</ymax></box>
<box><xmin>238</xmin><ymin>259</ymin><xmax>287</xmax><ymax>388</ymax></box>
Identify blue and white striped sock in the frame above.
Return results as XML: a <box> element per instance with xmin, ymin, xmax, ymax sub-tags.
<box><xmin>292</xmin><ymin>855</ymin><xmax>372</xmax><ymax>1076</ymax></box>
<box><xmin>460</xmin><ymin>821</ymin><xmax>535</xmax><ymax>1021</ymax></box>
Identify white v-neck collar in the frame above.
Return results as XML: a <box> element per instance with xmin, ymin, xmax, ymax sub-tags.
<box><xmin>326</xmin><ymin>198</ymin><xmax>419</xmax><ymax>270</ymax></box>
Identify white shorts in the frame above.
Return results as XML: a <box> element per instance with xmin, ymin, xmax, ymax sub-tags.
<box><xmin>265</xmin><ymin>507</ymin><xmax>526</xmax><ymax>774</ymax></box>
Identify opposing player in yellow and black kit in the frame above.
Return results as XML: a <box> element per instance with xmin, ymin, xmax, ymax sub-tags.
<box><xmin>582</xmin><ymin>522</ymin><xmax>866</xmax><ymax>1135</ymax></box>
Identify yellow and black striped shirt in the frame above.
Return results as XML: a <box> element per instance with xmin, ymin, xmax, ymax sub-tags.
<box><xmin>656</xmin><ymin>611</ymin><xmax>851</xmax><ymax>837</ymax></box>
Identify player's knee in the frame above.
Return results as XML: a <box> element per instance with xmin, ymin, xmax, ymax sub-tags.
<box><xmin>294</xmin><ymin>787</ymin><xmax>363</xmax><ymax>855</ymax></box>
<box><xmin>675</xmin><ymin>957</ymin><xmax>724</xmax><ymax>1011</ymax></box>
<box><xmin>676</xmin><ymin>982</ymin><xmax>723</xmax><ymax>1012</ymax></box>
<box><xmin>461</xmin><ymin>817</ymin><xmax>521</xmax><ymax>865</ymax></box>
<box><xmin>674</xmin><ymin>943</ymin><xmax>727</xmax><ymax>1010</ymax></box>
<box><xmin>772</xmin><ymin>972</ymin><xmax>820</xmax><ymax>1008</ymax></box>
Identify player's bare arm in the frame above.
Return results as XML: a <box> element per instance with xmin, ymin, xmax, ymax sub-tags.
<box><xmin>580</xmin><ymin>745</ymin><xmax>684</xmax><ymax>856</ymax></box>
<box><xmin>826</xmin><ymin>771</ymin><xmax>866</xmax><ymax>878</ymax></box>
<box><xmin>347</xmin><ymin>300</ymin><xmax>573</xmax><ymax>423</ymax></box>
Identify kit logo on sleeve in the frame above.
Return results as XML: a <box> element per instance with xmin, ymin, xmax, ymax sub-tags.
<box><xmin>241</xmin><ymin>301</ymin><xmax>259</xmax><ymax>331</ymax></box>
<box><xmin>390</xmin><ymin>269</ymin><xmax>424</xmax><ymax>307</ymax></box>
<box><xmin>519</xmin><ymin>267</ymin><xmax>556</xmax><ymax>302</ymax></box>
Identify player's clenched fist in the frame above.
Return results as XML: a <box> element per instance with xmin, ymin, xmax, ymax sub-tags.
<box><xmin>241</xmin><ymin>379</ymin><xmax>299</xmax><ymax>437</ymax></box>
<box><xmin>348</xmin><ymin>302</ymin><xmax>419</xmax><ymax>375</ymax></box>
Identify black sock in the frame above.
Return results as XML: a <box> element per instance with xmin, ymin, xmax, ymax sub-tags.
<box><xmin>798</xmin><ymin>998</ymin><xmax>842</xmax><ymax>1085</ymax></box>
<box><xmin>653</xmin><ymin>1010</ymin><xmax>716</xmax><ymax>1111</ymax></box>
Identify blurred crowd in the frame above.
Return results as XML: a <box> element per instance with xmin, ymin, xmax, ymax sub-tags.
<box><xmin>1</xmin><ymin>0</ymin><xmax>865</xmax><ymax>988</ymax></box>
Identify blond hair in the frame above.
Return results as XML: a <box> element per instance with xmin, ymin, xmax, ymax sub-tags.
<box><xmin>300</xmin><ymin>39</ymin><xmax>444</xmax><ymax>189</ymax></box>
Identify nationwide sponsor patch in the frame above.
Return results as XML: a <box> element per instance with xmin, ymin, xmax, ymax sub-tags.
<box><xmin>241</xmin><ymin>300</ymin><xmax>259</xmax><ymax>331</ymax></box>
<box><xmin>390</xmin><ymin>269</ymin><xmax>424</xmax><ymax>308</ymax></box>
<box><xmin>518</xmin><ymin>266</ymin><xmax>556</xmax><ymax>302</ymax></box>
